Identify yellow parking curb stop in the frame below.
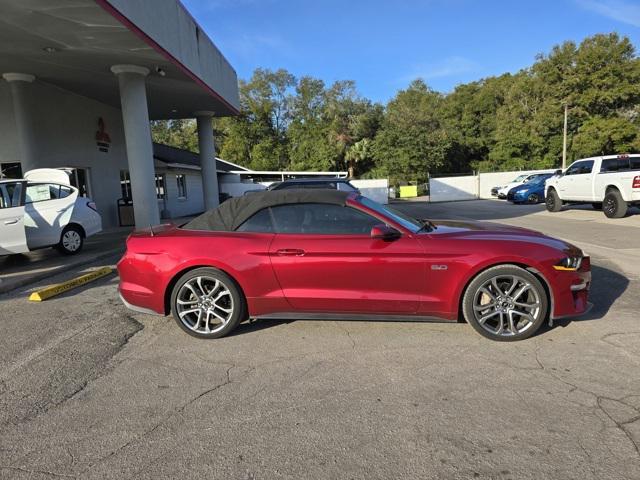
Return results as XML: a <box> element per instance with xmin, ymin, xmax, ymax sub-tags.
<box><xmin>28</xmin><ymin>267</ymin><xmax>114</xmax><ymax>302</ymax></box>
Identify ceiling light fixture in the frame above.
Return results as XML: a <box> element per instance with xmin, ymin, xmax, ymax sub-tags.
<box><xmin>42</xmin><ymin>47</ymin><xmax>59</xmax><ymax>53</ymax></box>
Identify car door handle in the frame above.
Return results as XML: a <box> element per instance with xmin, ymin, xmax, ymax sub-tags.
<box><xmin>4</xmin><ymin>219</ymin><xmax>19</xmax><ymax>225</ymax></box>
<box><xmin>276</xmin><ymin>248</ymin><xmax>305</xmax><ymax>256</ymax></box>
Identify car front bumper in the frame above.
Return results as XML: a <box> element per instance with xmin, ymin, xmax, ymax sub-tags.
<box><xmin>546</xmin><ymin>260</ymin><xmax>592</xmax><ymax>321</ymax></box>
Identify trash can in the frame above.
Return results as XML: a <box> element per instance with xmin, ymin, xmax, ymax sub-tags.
<box><xmin>117</xmin><ymin>198</ymin><xmax>135</xmax><ymax>227</ymax></box>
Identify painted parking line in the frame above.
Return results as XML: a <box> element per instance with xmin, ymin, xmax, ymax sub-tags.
<box><xmin>28</xmin><ymin>267</ymin><xmax>114</xmax><ymax>302</ymax></box>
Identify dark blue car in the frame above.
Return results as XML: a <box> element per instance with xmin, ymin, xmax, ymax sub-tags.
<box><xmin>507</xmin><ymin>174</ymin><xmax>554</xmax><ymax>204</ymax></box>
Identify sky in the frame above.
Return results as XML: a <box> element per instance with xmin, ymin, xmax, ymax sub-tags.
<box><xmin>181</xmin><ymin>0</ymin><xmax>640</xmax><ymax>103</ymax></box>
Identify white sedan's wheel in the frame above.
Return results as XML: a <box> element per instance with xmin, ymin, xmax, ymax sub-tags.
<box><xmin>58</xmin><ymin>226</ymin><xmax>83</xmax><ymax>255</ymax></box>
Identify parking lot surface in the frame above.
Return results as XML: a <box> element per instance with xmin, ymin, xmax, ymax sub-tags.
<box><xmin>1</xmin><ymin>200</ymin><xmax>639</xmax><ymax>479</ymax></box>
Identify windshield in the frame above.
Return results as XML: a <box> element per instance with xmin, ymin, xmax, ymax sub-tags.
<box><xmin>357</xmin><ymin>196</ymin><xmax>423</xmax><ymax>233</ymax></box>
<box><xmin>512</xmin><ymin>174</ymin><xmax>527</xmax><ymax>182</ymax></box>
<box><xmin>527</xmin><ymin>175</ymin><xmax>550</xmax><ymax>186</ymax></box>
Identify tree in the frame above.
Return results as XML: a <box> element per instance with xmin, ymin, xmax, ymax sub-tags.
<box><xmin>373</xmin><ymin>80</ymin><xmax>451</xmax><ymax>184</ymax></box>
<box><xmin>345</xmin><ymin>138</ymin><xmax>372</xmax><ymax>178</ymax></box>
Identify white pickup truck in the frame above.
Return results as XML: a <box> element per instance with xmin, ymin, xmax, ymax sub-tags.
<box><xmin>545</xmin><ymin>154</ymin><xmax>640</xmax><ymax>218</ymax></box>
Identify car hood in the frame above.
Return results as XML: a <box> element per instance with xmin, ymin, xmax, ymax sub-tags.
<box><xmin>499</xmin><ymin>182</ymin><xmax>522</xmax><ymax>191</ymax></box>
<box><xmin>425</xmin><ymin>220</ymin><xmax>580</xmax><ymax>253</ymax></box>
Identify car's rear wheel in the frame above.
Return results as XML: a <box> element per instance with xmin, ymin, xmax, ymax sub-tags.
<box><xmin>170</xmin><ymin>268</ymin><xmax>246</xmax><ymax>339</ymax></box>
<box><xmin>462</xmin><ymin>265</ymin><xmax>549</xmax><ymax>341</ymax></box>
<box><xmin>527</xmin><ymin>193</ymin><xmax>540</xmax><ymax>204</ymax></box>
<box><xmin>603</xmin><ymin>190</ymin><xmax>627</xmax><ymax>218</ymax></box>
<box><xmin>57</xmin><ymin>225</ymin><xmax>83</xmax><ymax>255</ymax></box>
<box><xmin>545</xmin><ymin>189</ymin><xmax>562</xmax><ymax>212</ymax></box>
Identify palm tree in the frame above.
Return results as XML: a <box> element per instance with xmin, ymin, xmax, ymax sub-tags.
<box><xmin>345</xmin><ymin>138</ymin><xmax>371</xmax><ymax>178</ymax></box>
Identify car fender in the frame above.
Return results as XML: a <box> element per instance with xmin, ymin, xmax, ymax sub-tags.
<box><xmin>449</xmin><ymin>254</ymin><xmax>552</xmax><ymax>320</ymax></box>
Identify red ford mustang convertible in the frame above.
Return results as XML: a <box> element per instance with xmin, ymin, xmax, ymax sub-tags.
<box><xmin>118</xmin><ymin>190</ymin><xmax>591</xmax><ymax>341</ymax></box>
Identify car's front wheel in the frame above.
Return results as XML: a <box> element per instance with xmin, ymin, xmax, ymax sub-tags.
<box><xmin>545</xmin><ymin>189</ymin><xmax>562</xmax><ymax>212</ymax></box>
<box><xmin>170</xmin><ymin>267</ymin><xmax>246</xmax><ymax>339</ymax></box>
<box><xmin>57</xmin><ymin>225</ymin><xmax>84</xmax><ymax>255</ymax></box>
<box><xmin>527</xmin><ymin>193</ymin><xmax>540</xmax><ymax>204</ymax></box>
<box><xmin>462</xmin><ymin>265</ymin><xmax>549</xmax><ymax>341</ymax></box>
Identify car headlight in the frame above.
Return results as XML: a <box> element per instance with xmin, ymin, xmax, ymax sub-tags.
<box><xmin>553</xmin><ymin>256</ymin><xmax>583</xmax><ymax>271</ymax></box>
<box><xmin>515</xmin><ymin>189</ymin><xmax>527</xmax><ymax>194</ymax></box>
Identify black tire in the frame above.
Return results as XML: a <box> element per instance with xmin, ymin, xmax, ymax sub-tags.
<box><xmin>545</xmin><ymin>188</ymin><xmax>562</xmax><ymax>212</ymax></box>
<box><xmin>57</xmin><ymin>225</ymin><xmax>84</xmax><ymax>255</ymax></box>
<box><xmin>462</xmin><ymin>264</ymin><xmax>549</xmax><ymax>342</ymax></box>
<box><xmin>527</xmin><ymin>193</ymin><xmax>540</xmax><ymax>204</ymax></box>
<box><xmin>170</xmin><ymin>267</ymin><xmax>246</xmax><ymax>339</ymax></box>
<box><xmin>603</xmin><ymin>190</ymin><xmax>627</xmax><ymax>218</ymax></box>
<box><xmin>591</xmin><ymin>202</ymin><xmax>602</xmax><ymax>210</ymax></box>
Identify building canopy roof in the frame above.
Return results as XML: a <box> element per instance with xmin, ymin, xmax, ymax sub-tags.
<box><xmin>152</xmin><ymin>143</ymin><xmax>249</xmax><ymax>172</ymax></box>
<box><xmin>0</xmin><ymin>0</ymin><xmax>239</xmax><ymax>119</ymax></box>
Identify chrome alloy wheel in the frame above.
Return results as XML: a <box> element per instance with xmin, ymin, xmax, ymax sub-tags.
<box><xmin>62</xmin><ymin>230</ymin><xmax>82</xmax><ymax>252</ymax></box>
<box><xmin>472</xmin><ymin>274</ymin><xmax>541</xmax><ymax>337</ymax></box>
<box><xmin>176</xmin><ymin>276</ymin><xmax>234</xmax><ymax>334</ymax></box>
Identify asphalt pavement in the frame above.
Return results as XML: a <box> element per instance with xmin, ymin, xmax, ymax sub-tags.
<box><xmin>0</xmin><ymin>200</ymin><xmax>639</xmax><ymax>479</ymax></box>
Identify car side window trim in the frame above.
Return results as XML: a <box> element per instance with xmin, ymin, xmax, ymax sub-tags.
<box><xmin>269</xmin><ymin>203</ymin><xmax>381</xmax><ymax>236</ymax></box>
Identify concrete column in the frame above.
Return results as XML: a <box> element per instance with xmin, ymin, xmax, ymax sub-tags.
<box><xmin>111</xmin><ymin>64</ymin><xmax>160</xmax><ymax>228</ymax></box>
<box><xmin>195</xmin><ymin>111</ymin><xmax>220</xmax><ymax>210</ymax></box>
<box><xmin>2</xmin><ymin>73</ymin><xmax>38</xmax><ymax>172</ymax></box>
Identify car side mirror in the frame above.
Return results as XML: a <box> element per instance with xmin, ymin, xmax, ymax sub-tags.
<box><xmin>371</xmin><ymin>224</ymin><xmax>401</xmax><ymax>241</ymax></box>
<box><xmin>554</xmin><ymin>169</ymin><xmax>563</xmax><ymax>176</ymax></box>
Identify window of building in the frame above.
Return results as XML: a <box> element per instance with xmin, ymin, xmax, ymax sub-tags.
<box><xmin>120</xmin><ymin>170</ymin><xmax>132</xmax><ymax>200</ymax></box>
<box><xmin>0</xmin><ymin>162</ymin><xmax>23</xmax><ymax>179</ymax></box>
<box><xmin>176</xmin><ymin>174</ymin><xmax>187</xmax><ymax>198</ymax></box>
<box><xmin>155</xmin><ymin>174</ymin><xmax>166</xmax><ymax>199</ymax></box>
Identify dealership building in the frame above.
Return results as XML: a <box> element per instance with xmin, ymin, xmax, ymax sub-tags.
<box><xmin>0</xmin><ymin>0</ymin><xmax>240</xmax><ymax>228</ymax></box>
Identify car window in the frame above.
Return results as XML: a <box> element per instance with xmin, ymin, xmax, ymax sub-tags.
<box><xmin>358</xmin><ymin>196</ymin><xmax>423</xmax><ymax>233</ymax></box>
<box><xmin>59</xmin><ymin>185</ymin><xmax>73</xmax><ymax>198</ymax></box>
<box><xmin>25</xmin><ymin>183</ymin><xmax>69</xmax><ymax>203</ymax></box>
<box><xmin>0</xmin><ymin>182</ymin><xmax>22</xmax><ymax>209</ymax></box>
<box><xmin>513</xmin><ymin>175</ymin><xmax>527</xmax><ymax>182</ymax></box>
<box><xmin>269</xmin><ymin>203</ymin><xmax>380</xmax><ymax>234</ymax></box>
<box><xmin>601</xmin><ymin>158</ymin><xmax>630</xmax><ymax>173</ymax></box>
<box><xmin>566</xmin><ymin>161</ymin><xmax>593</xmax><ymax>175</ymax></box>
<box><xmin>236</xmin><ymin>208</ymin><xmax>274</xmax><ymax>233</ymax></box>
<box><xmin>630</xmin><ymin>157</ymin><xmax>640</xmax><ymax>170</ymax></box>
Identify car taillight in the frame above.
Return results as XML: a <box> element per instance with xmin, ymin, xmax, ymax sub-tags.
<box><xmin>87</xmin><ymin>201</ymin><xmax>98</xmax><ymax>212</ymax></box>
<box><xmin>633</xmin><ymin>176</ymin><xmax>640</xmax><ymax>189</ymax></box>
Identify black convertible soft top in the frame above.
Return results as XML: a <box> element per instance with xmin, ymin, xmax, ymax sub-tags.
<box><xmin>182</xmin><ymin>189</ymin><xmax>351</xmax><ymax>232</ymax></box>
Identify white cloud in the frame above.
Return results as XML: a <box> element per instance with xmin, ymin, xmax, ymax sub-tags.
<box><xmin>224</xmin><ymin>33</ymin><xmax>292</xmax><ymax>58</ymax></box>
<box><xmin>575</xmin><ymin>0</ymin><xmax>640</xmax><ymax>27</ymax></box>
<box><xmin>398</xmin><ymin>56</ymin><xmax>478</xmax><ymax>84</ymax></box>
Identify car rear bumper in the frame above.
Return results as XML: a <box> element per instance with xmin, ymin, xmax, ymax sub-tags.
<box><xmin>117</xmin><ymin>254</ymin><xmax>166</xmax><ymax>315</ymax></box>
<box><xmin>119</xmin><ymin>292</ymin><xmax>164</xmax><ymax>316</ymax></box>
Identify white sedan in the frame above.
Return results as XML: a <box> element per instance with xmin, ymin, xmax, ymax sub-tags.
<box><xmin>0</xmin><ymin>169</ymin><xmax>102</xmax><ymax>255</ymax></box>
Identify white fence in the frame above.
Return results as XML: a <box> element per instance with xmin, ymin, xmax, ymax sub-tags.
<box><xmin>219</xmin><ymin>174</ymin><xmax>389</xmax><ymax>204</ymax></box>
<box><xmin>351</xmin><ymin>178</ymin><xmax>389</xmax><ymax>204</ymax></box>
<box><xmin>429</xmin><ymin>170</ymin><xmax>555</xmax><ymax>202</ymax></box>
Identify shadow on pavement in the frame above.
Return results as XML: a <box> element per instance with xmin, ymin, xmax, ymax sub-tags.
<box><xmin>392</xmin><ymin>198</ymin><xmax>640</xmax><ymax>222</ymax></box>
<box><xmin>538</xmin><ymin>264</ymin><xmax>630</xmax><ymax>336</ymax></box>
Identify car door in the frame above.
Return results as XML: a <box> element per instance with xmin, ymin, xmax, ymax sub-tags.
<box><xmin>23</xmin><ymin>183</ymin><xmax>76</xmax><ymax>248</ymax></box>
<box><xmin>560</xmin><ymin>160</ymin><xmax>593</xmax><ymax>200</ymax></box>
<box><xmin>0</xmin><ymin>181</ymin><xmax>29</xmax><ymax>254</ymax></box>
<box><xmin>267</xmin><ymin>203</ymin><xmax>425</xmax><ymax>313</ymax></box>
